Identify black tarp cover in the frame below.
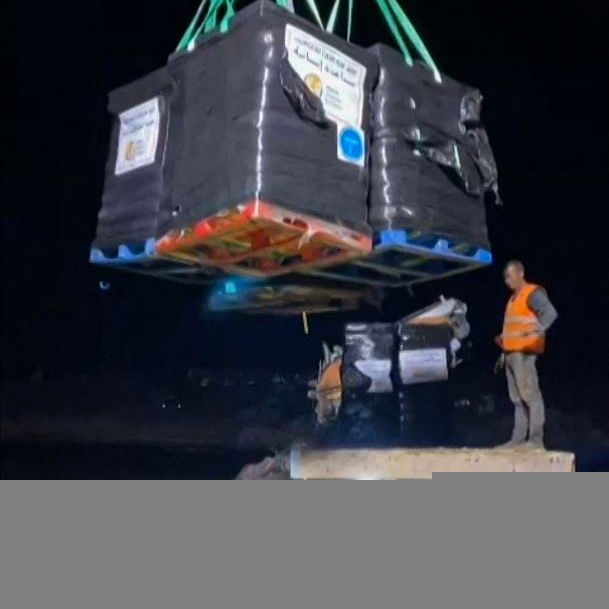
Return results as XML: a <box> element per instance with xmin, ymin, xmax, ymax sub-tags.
<box><xmin>368</xmin><ymin>44</ymin><xmax>499</xmax><ymax>248</ymax></box>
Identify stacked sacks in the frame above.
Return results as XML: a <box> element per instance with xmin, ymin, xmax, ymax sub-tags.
<box><xmin>93</xmin><ymin>0</ymin><xmax>378</xmax><ymax>254</ymax></box>
<box><xmin>397</xmin><ymin>298</ymin><xmax>471</xmax><ymax>446</ymax></box>
<box><xmin>397</xmin><ymin>323</ymin><xmax>455</xmax><ymax>446</ymax></box>
<box><xmin>368</xmin><ymin>44</ymin><xmax>498</xmax><ymax>249</ymax></box>
<box><xmin>93</xmin><ymin>68</ymin><xmax>177</xmax><ymax>250</ymax></box>
<box><xmin>340</xmin><ymin>323</ymin><xmax>399</xmax><ymax>445</ymax></box>
<box><xmin>92</xmin><ymin>0</ymin><xmax>499</xmax><ymax>268</ymax></box>
<box><xmin>166</xmin><ymin>0</ymin><xmax>379</xmax><ymax>235</ymax></box>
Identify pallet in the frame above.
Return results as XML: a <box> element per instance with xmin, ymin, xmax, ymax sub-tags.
<box><xmin>304</xmin><ymin>229</ymin><xmax>492</xmax><ymax>288</ymax></box>
<box><xmin>290</xmin><ymin>447</ymin><xmax>576</xmax><ymax>479</ymax></box>
<box><xmin>207</xmin><ymin>276</ymin><xmax>366</xmax><ymax>315</ymax></box>
<box><xmin>155</xmin><ymin>201</ymin><xmax>372</xmax><ymax>279</ymax></box>
<box><xmin>90</xmin><ymin>238</ymin><xmax>220</xmax><ymax>285</ymax></box>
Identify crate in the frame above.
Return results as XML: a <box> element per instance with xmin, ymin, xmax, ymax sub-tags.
<box><xmin>305</xmin><ymin>229</ymin><xmax>492</xmax><ymax>288</ymax></box>
<box><xmin>156</xmin><ymin>201</ymin><xmax>372</xmax><ymax>278</ymax></box>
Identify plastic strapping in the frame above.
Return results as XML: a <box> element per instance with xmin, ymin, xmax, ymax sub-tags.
<box><xmin>176</xmin><ymin>0</ymin><xmax>210</xmax><ymax>52</ymax></box>
<box><xmin>374</xmin><ymin>0</ymin><xmax>413</xmax><ymax>65</ymax></box>
<box><xmin>385</xmin><ymin>0</ymin><xmax>441</xmax><ymax>82</ymax></box>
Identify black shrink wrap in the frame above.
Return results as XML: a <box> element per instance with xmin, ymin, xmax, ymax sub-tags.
<box><xmin>340</xmin><ymin>322</ymin><xmax>399</xmax><ymax>445</ymax></box>
<box><xmin>94</xmin><ymin>68</ymin><xmax>177</xmax><ymax>248</ymax></box>
<box><xmin>368</xmin><ymin>44</ymin><xmax>499</xmax><ymax>249</ymax></box>
<box><xmin>397</xmin><ymin>323</ymin><xmax>453</xmax><ymax>386</ymax></box>
<box><xmin>167</xmin><ymin>0</ymin><xmax>378</xmax><ymax>233</ymax></box>
<box><xmin>397</xmin><ymin>324</ymin><xmax>455</xmax><ymax>445</ymax></box>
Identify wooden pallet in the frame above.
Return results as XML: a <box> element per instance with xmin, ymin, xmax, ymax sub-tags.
<box><xmin>89</xmin><ymin>238</ymin><xmax>220</xmax><ymax>285</ymax></box>
<box><xmin>155</xmin><ymin>201</ymin><xmax>372</xmax><ymax>278</ymax></box>
<box><xmin>305</xmin><ymin>229</ymin><xmax>493</xmax><ymax>288</ymax></box>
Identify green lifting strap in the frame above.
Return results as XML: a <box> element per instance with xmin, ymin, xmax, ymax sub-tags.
<box><xmin>188</xmin><ymin>0</ymin><xmax>229</xmax><ymax>48</ymax></box>
<box><xmin>386</xmin><ymin>0</ymin><xmax>441</xmax><ymax>81</ymax></box>
<box><xmin>203</xmin><ymin>0</ymin><xmax>235</xmax><ymax>34</ymax></box>
<box><xmin>179</xmin><ymin>0</ymin><xmax>326</xmax><ymax>52</ymax></box>
<box><xmin>347</xmin><ymin>0</ymin><xmax>353</xmax><ymax>41</ymax></box>
<box><xmin>176</xmin><ymin>0</ymin><xmax>210</xmax><ymax>51</ymax></box>
<box><xmin>325</xmin><ymin>0</ymin><xmax>354</xmax><ymax>41</ymax></box>
<box><xmin>326</xmin><ymin>0</ymin><xmax>341</xmax><ymax>33</ymax></box>
<box><xmin>374</xmin><ymin>0</ymin><xmax>413</xmax><ymax>65</ymax></box>
<box><xmin>303</xmin><ymin>0</ymin><xmax>325</xmax><ymax>29</ymax></box>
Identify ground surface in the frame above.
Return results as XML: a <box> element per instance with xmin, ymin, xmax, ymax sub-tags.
<box><xmin>2</xmin><ymin>372</ymin><xmax>608</xmax><ymax>477</ymax></box>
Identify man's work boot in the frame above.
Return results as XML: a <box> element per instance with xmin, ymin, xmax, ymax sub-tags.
<box><xmin>496</xmin><ymin>438</ymin><xmax>527</xmax><ymax>449</ymax></box>
<box><xmin>525</xmin><ymin>434</ymin><xmax>545</xmax><ymax>450</ymax></box>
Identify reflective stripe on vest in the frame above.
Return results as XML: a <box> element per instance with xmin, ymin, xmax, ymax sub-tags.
<box><xmin>502</xmin><ymin>283</ymin><xmax>546</xmax><ymax>354</ymax></box>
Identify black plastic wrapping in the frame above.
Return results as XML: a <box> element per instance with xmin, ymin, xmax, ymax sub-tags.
<box><xmin>368</xmin><ymin>44</ymin><xmax>499</xmax><ymax>248</ymax></box>
<box><xmin>397</xmin><ymin>323</ymin><xmax>452</xmax><ymax>384</ymax></box>
<box><xmin>340</xmin><ymin>322</ymin><xmax>398</xmax><ymax>445</ymax></box>
<box><xmin>397</xmin><ymin>323</ymin><xmax>454</xmax><ymax>445</ymax></box>
<box><xmin>343</xmin><ymin>323</ymin><xmax>395</xmax><ymax>394</ymax></box>
<box><xmin>167</xmin><ymin>0</ymin><xmax>378</xmax><ymax>233</ymax></box>
<box><xmin>94</xmin><ymin>68</ymin><xmax>176</xmax><ymax>248</ymax></box>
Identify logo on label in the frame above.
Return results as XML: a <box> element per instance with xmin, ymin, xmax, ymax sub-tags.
<box><xmin>339</xmin><ymin>126</ymin><xmax>364</xmax><ymax>163</ymax></box>
<box><xmin>304</xmin><ymin>73</ymin><xmax>323</xmax><ymax>97</ymax></box>
<box><xmin>125</xmin><ymin>141</ymin><xmax>137</xmax><ymax>161</ymax></box>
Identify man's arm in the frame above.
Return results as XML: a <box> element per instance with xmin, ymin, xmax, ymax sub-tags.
<box><xmin>528</xmin><ymin>288</ymin><xmax>558</xmax><ymax>333</ymax></box>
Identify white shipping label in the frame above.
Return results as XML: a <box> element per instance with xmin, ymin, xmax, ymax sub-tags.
<box><xmin>400</xmin><ymin>349</ymin><xmax>448</xmax><ymax>385</ymax></box>
<box><xmin>354</xmin><ymin>359</ymin><xmax>393</xmax><ymax>394</ymax></box>
<box><xmin>115</xmin><ymin>98</ymin><xmax>161</xmax><ymax>175</ymax></box>
<box><xmin>284</xmin><ymin>24</ymin><xmax>366</xmax><ymax>129</ymax></box>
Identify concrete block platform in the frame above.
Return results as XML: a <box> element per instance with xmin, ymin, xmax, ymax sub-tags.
<box><xmin>290</xmin><ymin>447</ymin><xmax>575</xmax><ymax>479</ymax></box>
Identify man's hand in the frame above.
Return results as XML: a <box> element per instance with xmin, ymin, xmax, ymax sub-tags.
<box><xmin>494</xmin><ymin>334</ymin><xmax>503</xmax><ymax>349</ymax></box>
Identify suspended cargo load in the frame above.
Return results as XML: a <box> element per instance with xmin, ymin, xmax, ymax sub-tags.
<box><xmin>368</xmin><ymin>43</ymin><xmax>499</xmax><ymax>249</ymax></box>
<box><xmin>159</xmin><ymin>0</ymin><xmax>378</xmax><ymax>274</ymax></box>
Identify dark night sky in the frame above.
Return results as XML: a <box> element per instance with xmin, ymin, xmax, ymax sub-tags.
<box><xmin>3</xmin><ymin>0</ymin><xmax>608</xmax><ymax>392</ymax></box>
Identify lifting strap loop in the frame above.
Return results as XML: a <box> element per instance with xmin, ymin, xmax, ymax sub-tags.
<box><xmin>324</xmin><ymin>0</ymin><xmax>354</xmax><ymax>41</ymax></box>
<box><xmin>374</xmin><ymin>0</ymin><xmax>413</xmax><ymax>65</ymax></box>
<box><xmin>176</xmin><ymin>0</ymin><xmax>210</xmax><ymax>52</ymax></box>
<box><xmin>385</xmin><ymin>0</ymin><xmax>441</xmax><ymax>81</ymax></box>
<box><xmin>176</xmin><ymin>0</ymin><xmax>439</xmax><ymax>81</ymax></box>
<box><xmin>178</xmin><ymin>0</ymin><xmax>325</xmax><ymax>51</ymax></box>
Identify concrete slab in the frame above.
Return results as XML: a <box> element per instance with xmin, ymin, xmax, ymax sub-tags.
<box><xmin>291</xmin><ymin>446</ymin><xmax>576</xmax><ymax>479</ymax></box>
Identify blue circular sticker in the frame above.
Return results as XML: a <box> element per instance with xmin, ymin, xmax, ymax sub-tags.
<box><xmin>339</xmin><ymin>127</ymin><xmax>364</xmax><ymax>162</ymax></box>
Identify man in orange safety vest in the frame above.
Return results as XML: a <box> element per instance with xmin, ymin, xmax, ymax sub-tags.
<box><xmin>495</xmin><ymin>261</ymin><xmax>558</xmax><ymax>447</ymax></box>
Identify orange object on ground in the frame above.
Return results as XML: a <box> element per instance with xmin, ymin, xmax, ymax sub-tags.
<box><xmin>502</xmin><ymin>283</ymin><xmax>545</xmax><ymax>354</ymax></box>
<box><xmin>155</xmin><ymin>201</ymin><xmax>371</xmax><ymax>278</ymax></box>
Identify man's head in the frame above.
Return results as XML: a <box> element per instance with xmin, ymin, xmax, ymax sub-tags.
<box><xmin>503</xmin><ymin>260</ymin><xmax>526</xmax><ymax>291</ymax></box>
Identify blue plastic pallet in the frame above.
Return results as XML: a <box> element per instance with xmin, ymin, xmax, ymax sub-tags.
<box><xmin>90</xmin><ymin>238</ymin><xmax>220</xmax><ymax>285</ymax></box>
<box><xmin>90</xmin><ymin>238</ymin><xmax>157</xmax><ymax>266</ymax></box>
<box><xmin>304</xmin><ymin>230</ymin><xmax>492</xmax><ymax>288</ymax></box>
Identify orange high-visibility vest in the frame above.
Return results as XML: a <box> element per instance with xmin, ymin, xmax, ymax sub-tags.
<box><xmin>502</xmin><ymin>283</ymin><xmax>546</xmax><ymax>354</ymax></box>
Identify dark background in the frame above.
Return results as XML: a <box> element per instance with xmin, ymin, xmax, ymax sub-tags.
<box><xmin>2</xmin><ymin>0</ymin><xmax>608</xmax><ymax>475</ymax></box>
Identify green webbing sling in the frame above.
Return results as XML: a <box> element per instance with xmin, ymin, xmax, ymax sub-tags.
<box><xmin>321</xmin><ymin>1</ymin><xmax>440</xmax><ymax>80</ymax></box>
<box><xmin>325</xmin><ymin>0</ymin><xmax>354</xmax><ymax>41</ymax></box>
<box><xmin>177</xmin><ymin>0</ymin><xmax>326</xmax><ymax>51</ymax></box>
<box><xmin>176</xmin><ymin>0</ymin><xmax>211</xmax><ymax>51</ymax></box>
<box><xmin>176</xmin><ymin>0</ymin><xmax>440</xmax><ymax>82</ymax></box>
<box><xmin>384</xmin><ymin>0</ymin><xmax>441</xmax><ymax>81</ymax></box>
<box><xmin>374</xmin><ymin>0</ymin><xmax>413</xmax><ymax>65</ymax></box>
